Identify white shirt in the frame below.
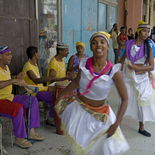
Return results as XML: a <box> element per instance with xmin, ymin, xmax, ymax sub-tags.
<box><xmin>79</xmin><ymin>58</ymin><xmax>121</xmax><ymax>100</ymax></box>
<box><xmin>130</xmin><ymin>45</ymin><xmax>147</xmax><ymax>64</ymax></box>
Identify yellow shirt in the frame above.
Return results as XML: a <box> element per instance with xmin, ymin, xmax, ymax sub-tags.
<box><xmin>0</xmin><ymin>66</ymin><xmax>14</xmax><ymax>101</ymax></box>
<box><xmin>47</xmin><ymin>57</ymin><xmax>66</xmax><ymax>78</ymax></box>
<box><xmin>22</xmin><ymin>61</ymin><xmax>48</xmax><ymax>91</ymax></box>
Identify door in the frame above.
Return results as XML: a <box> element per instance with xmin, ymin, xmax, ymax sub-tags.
<box><xmin>81</xmin><ymin>0</ymin><xmax>98</xmax><ymax>56</ymax></box>
<box><xmin>62</xmin><ymin>0</ymin><xmax>98</xmax><ymax>60</ymax></box>
<box><xmin>98</xmin><ymin>3</ymin><xmax>107</xmax><ymax>31</ymax></box>
<box><xmin>62</xmin><ymin>0</ymin><xmax>82</xmax><ymax>61</ymax></box>
<box><xmin>0</xmin><ymin>0</ymin><xmax>37</xmax><ymax>74</ymax></box>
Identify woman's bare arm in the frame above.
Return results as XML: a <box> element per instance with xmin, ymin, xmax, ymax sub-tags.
<box><xmin>0</xmin><ymin>79</ymin><xmax>16</xmax><ymax>89</ymax></box>
<box><xmin>27</xmin><ymin>70</ymin><xmax>52</xmax><ymax>84</ymax></box>
<box><xmin>56</xmin><ymin>71</ymin><xmax>81</xmax><ymax>100</ymax></box>
<box><xmin>67</xmin><ymin>55</ymin><xmax>74</xmax><ymax>72</ymax></box>
<box><xmin>128</xmin><ymin>49</ymin><xmax>154</xmax><ymax>72</ymax></box>
<box><xmin>107</xmin><ymin>71</ymin><xmax>128</xmax><ymax>137</ymax></box>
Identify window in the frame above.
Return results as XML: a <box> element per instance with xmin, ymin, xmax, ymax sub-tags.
<box><xmin>107</xmin><ymin>5</ymin><xmax>117</xmax><ymax>32</ymax></box>
<box><xmin>98</xmin><ymin>2</ymin><xmax>117</xmax><ymax>32</ymax></box>
<box><xmin>38</xmin><ymin>0</ymin><xmax>58</xmax><ymax>75</ymax></box>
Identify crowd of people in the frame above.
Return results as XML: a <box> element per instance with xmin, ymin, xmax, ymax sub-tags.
<box><xmin>0</xmin><ymin>20</ymin><xmax>155</xmax><ymax>155</ymax></box>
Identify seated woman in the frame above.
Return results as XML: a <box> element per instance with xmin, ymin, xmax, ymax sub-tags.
<box><xmin>0</xmin><ymin>46</ymin><xmax>44</xmax><ymax>149</ymax></box>
<box><xmin>68</xmin><ymin>42</ymin><xmax>88</xmax><ymax>73</ymax></box>
<box><xmin>55</xmin><ymin>31</ymin><xmax>129</xmax><ymax>155</ymax></box>
<box><xmin>22</xmin><ymin>46</ymin><xmax>54</xmax><ymax>124</ymax></box>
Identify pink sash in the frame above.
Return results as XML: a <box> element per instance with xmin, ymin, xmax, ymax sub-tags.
<box><xmin>80</xmin><ymin>57</ymin><xmax>113</xmax><ymax>96</ymax></box>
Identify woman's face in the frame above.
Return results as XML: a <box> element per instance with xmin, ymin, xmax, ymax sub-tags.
<box><xmin>76</xmin><ymin>45</ymin><xmax>85</xmax><ymax>55</ymax></box>
<box><xmin>91</xmin><ymin>36</ymin><xmax>108</xmax><ymax>58</ymax></box>
<box><xmin>139</xmin><ymin>28</ymin><xmax>150</xmax><ymax>40</ymax></box>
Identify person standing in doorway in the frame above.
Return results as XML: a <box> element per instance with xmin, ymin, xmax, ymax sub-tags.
<box><xmin>110</xmin><ymin>23</ymin><xmax>119</xmax><ymax>64</ymax></box>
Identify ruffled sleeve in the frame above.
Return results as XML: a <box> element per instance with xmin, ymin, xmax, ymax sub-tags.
<box><xmin>79</xmin><ymin>58</ymin><xmax>88</xmax><ymax>70</ymax></box>
<box><xmin>109</xmin><ymin>63</ymin><xmax>121</xmax><ymax>78</ymax></box>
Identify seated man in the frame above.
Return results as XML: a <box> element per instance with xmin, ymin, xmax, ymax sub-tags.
<box><xmin>47</xmin><ymin>42</ymin><xmax>75</xmax><ymax>134</ymax></box>
<box><xmin>0</xmin><ymin>46</ymin><xmax>44</xmax><ymax>149</ymax></box>
<box><xmin>22</xmin><ymin>46</ymin><xmax>54</xmax><ymax>124</ymax></box>
<box><xmin>47</xmin><ymin>42</ymin><xmax>75</xmax><ymax>83</ymax></box>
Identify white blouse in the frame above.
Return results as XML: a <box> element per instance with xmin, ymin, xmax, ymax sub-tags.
<box><xmin>79</xmin><ymin>58</ymin><xmax>121</xmax><ymax>100</ymax></box>
<box><xmin>130</xmin><ymin>45</ymin><xmax>147</xmax><ymax>64</ymax></box>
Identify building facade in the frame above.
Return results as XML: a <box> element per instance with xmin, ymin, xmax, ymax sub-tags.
<box><xmin>118</xmin><ymin>0</ymin><xmax>155</xmax><ymax>31</ymax></box>
<box><xmin>37</xmin><ymin>0</ymin><xmax>118</xmax><ymax>65</ymax></box>
<box><xmin>118</xmin><ymin>0</ymin><xmax>143</xmax><ymax>31</ymax></box>
<box><xmin>60</xmin><ymin>0</ymin><xmax>118</xmax><ymax>59</ymax></box>
<box><xmin>2</xmin><ymin>0</ymin><xmax>155</xmax><ymax>73</ymax></box>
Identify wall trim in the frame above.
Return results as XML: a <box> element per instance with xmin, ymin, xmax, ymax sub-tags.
<box><xmin>99</xmin><ymin>0</ymin><xmax>118</xmax><ymax>6</ymax></box>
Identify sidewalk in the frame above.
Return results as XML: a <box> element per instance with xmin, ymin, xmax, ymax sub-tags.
<box><xmin>2</xmin><ymin>87</ymin><xmax>155</xmax><ymax>155</ymax></box>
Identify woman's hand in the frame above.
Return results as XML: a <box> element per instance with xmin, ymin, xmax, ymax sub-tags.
<box><xmin>149</xmin><ymin>72</ymin><xmax>153</xmax><ymax>79</ymax></box>
<box><xmin>106</xmin><ymin>123</ymin><xmax>118</xmax><ymax>137</ymax></box>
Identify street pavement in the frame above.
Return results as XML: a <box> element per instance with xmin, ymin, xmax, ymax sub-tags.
<box><xmin>2</xmin><ymin>86</ymin><xmax>155</xmax><ymax>155</ymax></box>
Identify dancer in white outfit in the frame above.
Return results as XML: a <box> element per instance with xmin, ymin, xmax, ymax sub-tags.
<box><xmin>121</xmin><ymin>20</ymin><xmax>155</xmax><ymax>137</ymax></box>
<box><xmin>55</xmin><ymin>31</ymin><xmax>129</xmax><ymax>155</ymax></box>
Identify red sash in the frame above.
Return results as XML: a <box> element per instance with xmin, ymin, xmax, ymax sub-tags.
<box><xmin>80</xmin><ymin>57</ymin><xmax>113</xmax><ymax>96</ymax></box>
<box><xmin>0</xmin><ymin>99</ymin><xmax>23</xmax><ymax>117</ymax></box>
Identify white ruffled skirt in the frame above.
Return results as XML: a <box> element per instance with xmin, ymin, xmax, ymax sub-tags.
<box><xmin>60</xmin><ymin>100</ymin><xmax>129</xmax><ymax>155</ymax></box>
<box><xmin>123</xmin><ymin>62</ymin><xmax>155</xmax><ymax>122</ymax></box>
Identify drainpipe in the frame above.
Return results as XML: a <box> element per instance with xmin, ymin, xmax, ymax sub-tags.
<box><xmin>124</xmin><ymin>0</ymin><xmax>128</xmax><ymax>27</ymax></box>
<box><xmin>35</xmin><ymin>0</ymin><xmax>39</xmax><ymax>47</ymax></box>
<box><xmin>57</xmin><ymin>0</ymin><xmax>62</xmax><ymax>42</ymax></box>
<box><xmin>149</xmin><ymin>0</ymin><xmax>153</xmax><ymax>26</ymax></box>
<box><xmin>146</xmin><ymin>0</ymin><xmax>150</xmax><ymax>23</ymax></box>
<box><xmin>35</xmin><ymin>0</ymin><xmax>38</xmax><ymax>20</ymax></box>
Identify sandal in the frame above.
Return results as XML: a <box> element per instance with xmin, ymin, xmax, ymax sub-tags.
<box><xmin>29</xmin><ymin>133</ymin><xmax>45</xmax><ymax>141</ymax></box>
<box><xmin>15</xmin><ymin>139</ymin><xmax>32</xmax><ymax>149</ymax></box>
<box><xmin>138</xmin><ymin>129</ymin><xmax>151</xmax><ymax>137</ymax></box>
<box><xmin>56</xmin><ymin>130</ymin><xmax>64</xmax><ymax>135</ymax></box>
